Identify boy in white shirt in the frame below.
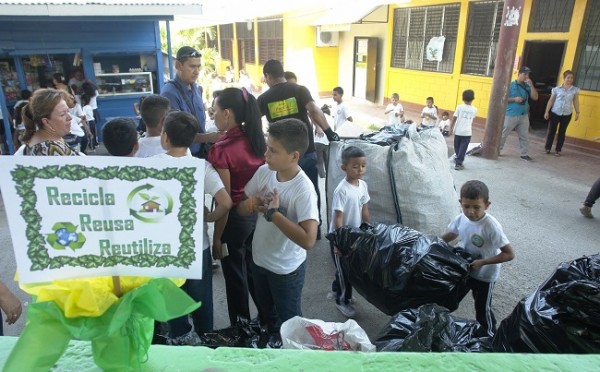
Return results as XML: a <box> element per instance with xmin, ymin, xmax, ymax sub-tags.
<box><xmin>135</xmin><ymin>95</ymin><xmax>171</xmax><ymax>158</ymax></box>
<box><xmin>450</xmin><ymin>90</ymin><xmax>477</xmax><ymax>170</ymax></box>
<box><xmin>154</xmin><ymin>111</ymin><xmax>232</xmax><ymax>345</ymax></box>
<box><xmin>237</xmin><ymin>118</ymin><xmax>319</xmax><ymax>339</ymax></box>
<box><xmin>420</xmin><ymin>96</ymin><xmax>438</xmax><ymax>128</ymax></box>
<box><xmin>332</xmin><ymin>86</ymin><xmax>353</xmax><ymax>131</ymax></box>
<box><xmin>441</xmin><ymin>180</ymin><xmax>514</xmax><ymax>337</ymax></box>
<box><xmin>330</xmin><ymin>146</ymin><xmax>370</xmax><ymax>318</ymax></box>
<box><xmin>384</xmin><ymin>93</ymin><xmax>404</xmax><ymax>126</ymax></box>
<box><xmin>438</xmin><ymin>111</ymin><xmax>451</xmax><ymax>136</ymax></box>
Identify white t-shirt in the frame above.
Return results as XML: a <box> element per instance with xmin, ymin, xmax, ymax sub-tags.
<box><xmin>329</xmin><ymin>178</ymin><xmax>370</xmax><ymax>233</ymax></box>
<box><xmin>135</xmin><ymin>136</ymin><xmax>164</xmax><ymax>158</ymax></box>
<box><xmin>421</xmin><ymin>106</ymin><xmax>438</xmax><ymax>127</ymax></box>
<box><xmin>386</xmin><ymin>103</ymin><xmax>404</xmax><ymax>125</ymax></box>
<box><xmin>438</xmin><ymin>118</ymin><xmax>451</xmax><ymax>132</ymax></box>
<box><xmin>153</xmin><ymin>153</ymin><xmax>224</xmax><ymax>251</ymax></box>
<box><xmin>453</xmin><ymin>104</ymin><xmax>478</xmax><ymax>136</ymax></box>
<box><xmin>83</xmin><ymin>104</ymin><xmax>95</xmax><ymax>122</ymax></box>
<box><xmin>447</xmin><ymin>213</ymin><xmax>510</xmax><ymax>282</ymax></box>
<box><xmin>333</xmin><ymin>101</ymin><xmax>351</xmax><ymax>131</ymax></box>
<box><xmin>245</xmin><ymin>164</ymin><xmax>319</xmax><ymax>275</ymax></box>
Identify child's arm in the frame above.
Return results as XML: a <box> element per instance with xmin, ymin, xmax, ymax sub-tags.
<box><xmin>208</xmin><ymin>168</ymin><xmax>233</xmax><ymax>258</ymax></box>
<box><xmin>361</xmin><ymin>203</ymin><xmax>370</xmax><ymax>223</ymax></box>
<box><xmin>441</xmin><ymin>231</ymin><xmax>458</xmax><ymax>242</ymax></box>
<box><xmin>0</xmin><ymin>281</ymin><xmax>22</xmax><ymax>325</ymax></box>
<box><xmin>264</xmin><ymin>188</ymin><xmax>317</xmax><ymax>250</ymax></box>
<box><xmin>347</xmin><ymin>115</ymin><xmax>353</xmax><ymax>122</ymax></box>
<box><xmin>449</xmin><ymin>116</ymin><xmax>458</xmax><ymax>134</ymax></box>
<box><xmin>471</xmin><ymin>243</ymin><xmax>515</xmax><ymax>271</ymax></box>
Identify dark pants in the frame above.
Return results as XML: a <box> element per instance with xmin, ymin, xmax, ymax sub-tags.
<box><xmin>315</xmin><ymin>143</ymin><xmax>328</xmax><ymax>178</ymax></box>
<box><xmin>88</xmin><ymin>120</ymin><xmax>98</xmax><ymax>149</ymax></box>
<box><xmin>167</xmin><ymin>248</ymin><xmax>213</xmax><ymax>337</ymax></box>
<box><xmin>252</xmin><ymin>260</ymin><xmax>306</xmax><ymax>334</ymax></box>
<box><xmin>329</xmin><ymin>241</ymin><xmax>352</xmax><ymax>305</ymax></box>
<box><xmin>299</xmin><ymin>151</ymin><xmax>321</xmax><ymax>228</ymax></box>
<box><xmin>454</xmin><ymin>135</ymin><xmax>471</xmax><ymax>166</ymax></box>
<box><xmin>584</xmin><ymin>177</ymin><xmax>600</xmax><ymax>208</ymax></box>
<box><xmin>221</xmin><ymin>209</ymin><xmax>258</xmax><ymax>325</ymax></box>
<box><xmin>545</xmin><ymin>112</ymin><xmax>572</xmax><ymax>152</ymax></box>
<box><xmin>460</xmin><ymin>277</ymin><xmax>496</xmax><ymax>337</ymax></box>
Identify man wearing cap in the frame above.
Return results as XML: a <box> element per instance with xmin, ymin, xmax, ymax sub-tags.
<box><xmin>499</xmin><ymin>66</ymin><xmax>539</xmax><ymax>161</ymax></box>
<box><xmin>161</xmin><ymin>46</ymin><xmax>221</xmax><ymax>157</ymax></box>
<box><xmin>257</xmin><ymin>59</ymin><xmax>339</xmax><ymax>240</ymax></box>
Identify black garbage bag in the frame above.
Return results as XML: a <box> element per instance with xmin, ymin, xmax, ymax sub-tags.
<box><xmin>493</xmin><ymin>254</ymin><xmax>600</xmax><ymax>353</ymax></box>
<box><xmin>199</xmin><ymin>317</ymin><xmax>262</xmax><ymax>348</ymax></box>
<box><xmin>327</xmin><ymin>222</ymin><xmax>472</xmax><ymax>315</ymax></box>
<box><xmin>359</xmin><ymin>123</ymin><xmax>412</xmax><ymax>145</ymax></box>
<box><xmin>374</xmin><ymin>304</ymin><xmax>492</xmax><ymax>352</ymax></box>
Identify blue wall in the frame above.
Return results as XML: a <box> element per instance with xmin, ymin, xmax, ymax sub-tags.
<box><xmin>0</xmin><ymin>16</ymin><xmax>168</xmax><ymax>144</ymax></box>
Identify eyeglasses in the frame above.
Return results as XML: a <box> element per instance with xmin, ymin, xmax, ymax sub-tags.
<box><xmin>178</xmin><ymin>51</ymin><xmax>201</xmax><ymax>60</ymax></box>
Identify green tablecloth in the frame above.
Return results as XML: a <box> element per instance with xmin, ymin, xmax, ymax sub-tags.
<box><xmin>1</xmin><ymin>336</ymin><xmax>599</xmax><ymax>371</ymax></box>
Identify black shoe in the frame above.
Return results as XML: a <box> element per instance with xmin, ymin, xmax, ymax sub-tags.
<box><xmin>520</xmin><ymin>155</ymin><xmax>533</xmax><ymax>161</ymax></box>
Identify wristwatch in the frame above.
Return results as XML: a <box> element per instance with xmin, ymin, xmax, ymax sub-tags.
<box><xmin>264</xmin><ymin>207</ymin><xmax>286</xmax><ymax>222</ymax></box>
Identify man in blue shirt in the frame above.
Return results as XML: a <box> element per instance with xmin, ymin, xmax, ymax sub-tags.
<box><xmin>161</xmin><ymin>46</ymin><xmax>221</xmax><ymax>156</ymax></box>
<box><xmin>499</xmin><ymin>66</ymin><xmax>539</xmax><ymax>161</ymax></box>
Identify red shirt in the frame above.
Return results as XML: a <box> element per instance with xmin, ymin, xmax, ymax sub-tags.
<box><xmin>208</xmin><ymin>126</ymin><xmax>265</xmax><ymax>206</ymax></box>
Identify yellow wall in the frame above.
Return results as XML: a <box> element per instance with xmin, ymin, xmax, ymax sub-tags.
<box><xmin>384</xmin><ymin>0</ymin><xmax>598</xmax><ymax>141</ymax></box>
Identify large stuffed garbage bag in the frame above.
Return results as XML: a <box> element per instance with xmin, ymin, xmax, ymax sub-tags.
<box><xmin>326</xmin><ymin>124</ymin><xmax>459</xmax><ymax>236</ymax></box>
<box><xmin>327</xmin><ymin>222</ymin><xmax>472</xmax><ymax>315</ymax></box>
<box><xmin>493</xmin><ymin>254</ymin><xmax>600</xmax><ymax>353</ymax></box>
<box><xmin>374</xmin><ymin>304</ymin><xmax>492</xmax><ymax>352</ymax></box>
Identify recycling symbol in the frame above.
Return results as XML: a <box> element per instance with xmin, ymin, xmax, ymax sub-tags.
<box><xmin>46</xmin><ymin>222</ymin><xmax>86</xmax><ymax>251</ymax></box>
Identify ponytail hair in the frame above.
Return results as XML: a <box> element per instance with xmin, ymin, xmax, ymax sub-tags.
<box><xmin>216</xmin><ymin>87</ymin><xmax>266</xmax><ymax>157</ymax></box>
<box><xmin>20</xmin><ymin>88</ymin><xmax>69</xmax><ymax>143</ymax></box>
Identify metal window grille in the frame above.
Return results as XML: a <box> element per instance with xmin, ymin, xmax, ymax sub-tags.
<box><xmin>529</xmin><ymin>0</ymin><xmax>574</xmax><ymax>32</ymax></box>
<box><xmin>258</xmin><ymin>18</ymin><xmax>283</xmax><ymax>64</ymax></box>
<box><xmin>219</xmin><ymin>24</ymin><xmax>234</xmax><ymax>61</ymax></box>
<box><xmin>576</xmin><ymin>0</ymin><xmax>600</xmax><ymax>91</ymax></box>
<box><xmin>236</xmin><ymin>23</ymin><xmax>256</xmax><ymax>64</ymax></box>
<box><xmin>390</xmin><ymin>4</ymin><xmax>460</xmax><ymax>73</ymax></box>
<box><xmin>462</xmin><ymin>1</ymin><xmax>503</xmax><ymax>76</ymax></box>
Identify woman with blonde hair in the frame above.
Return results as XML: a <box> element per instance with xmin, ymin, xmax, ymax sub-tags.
<box><xmin>20</xmin><ymin>88</ymin><xmax>80</xmax><ymax>156</ymax></box>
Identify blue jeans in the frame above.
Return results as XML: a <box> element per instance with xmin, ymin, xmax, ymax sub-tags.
<box><xmin>167</xmin><ymin>248</ymin><xmax>213</xmax><ymax>337</ymax></box>
<box><xmin>252</xmin><ymin>260</ymin><xmax>306</xmax><ymax>333</ymax></box>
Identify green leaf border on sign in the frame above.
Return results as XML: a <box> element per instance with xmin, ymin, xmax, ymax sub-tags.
<box><xmin>11</xmin><ymin>165</ymin><xmax>198</xmax><ymax>271</ymax></box>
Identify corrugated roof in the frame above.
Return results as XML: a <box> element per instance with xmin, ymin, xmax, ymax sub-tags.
<box><xmin>0</xmin><ymin>0</ymin><xmax>203</xmax><ymax>16</ymax></box>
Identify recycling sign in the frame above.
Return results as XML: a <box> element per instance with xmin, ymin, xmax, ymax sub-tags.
<box><xmin>0</xmin><ymin>156</ymin><xmax>206</xmax><ymax>283</ymax></box>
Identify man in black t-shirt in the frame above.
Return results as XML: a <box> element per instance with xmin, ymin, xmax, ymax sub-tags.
<box><xmin>257</xmin><ymin>60</ymin><xmax>339</xmax><ymax>239</ymax></box>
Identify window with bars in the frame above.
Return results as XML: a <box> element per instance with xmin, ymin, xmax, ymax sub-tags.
<box><xmin>219</xmin><ymin>24</ymin><xmax>234</xmax><ymax>61</ymax></box>
<box><xmin>575</xmin><ymin>0</ymin><xmax>600</xmax><ymax>91</ymax></box>
<box><xmin>236</xmin><ymin>23</ymin><xmax>256</xmax><ymax>64</ymax></box>
<box><xmin>390</xmin><ymin>4</ymin><xmax>460</xmax><ymax>73</ymax></box>
<box><xmin>529</xmin><ymin>0</ymin><xmax>574</xmax><ymax>32</ymax></box>
<box><xmin>258</xmin><ymin>18</ymin><xmax>283</xmax><ymax>64</ymax></box>
<box><xmin>461</xmin><ymin>1</ymin><xmax>503</xmax><ymax>76</ymax></box>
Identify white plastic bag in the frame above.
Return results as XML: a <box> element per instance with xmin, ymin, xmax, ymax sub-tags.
<box><xmin>280</xmin><ymin>316</ymin><xmax>375</xmax><ymax>352</ymax></box>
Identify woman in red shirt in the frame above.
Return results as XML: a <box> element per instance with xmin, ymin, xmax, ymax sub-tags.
<box><xmin>208</xmin><ymin>87</ymin><xmax>266</xmax><ymax>326</ymax></box>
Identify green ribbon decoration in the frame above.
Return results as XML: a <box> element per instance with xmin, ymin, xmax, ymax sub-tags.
<box><xmin>3</xmin><ymin>278</ymin><xmax>200</xmax><ymax>372</ymax></box>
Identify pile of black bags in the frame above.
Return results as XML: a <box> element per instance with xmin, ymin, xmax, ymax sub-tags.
<box><xmin>327</xmin><ymin>222</ymin><xmax>472</xmax><ymax>315</ymax></box>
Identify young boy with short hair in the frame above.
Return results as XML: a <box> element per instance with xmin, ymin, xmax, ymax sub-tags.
<box><xmin>102</xmin><ymin>118</ymin><xmax>139</xmax><ymax>157</ymax></box>
<box><xmin>238</xmin><ymin>118</ymin><xmax>319</xmax><ymax>337</ymax></box>
<box><xmin>441</xmin><ymin>180</ymin><xmax>514</xmax><ymax>337</ymax></box>
<box><xmin>332</xmin><ymin>86</ymin><xmax>353</xmax><ymax>131</ymax></box>
<box><xmin>450</xmin><ymin>89</ymin><xmax>477</xmax><ymax>170</ymax></box>
<box><xmin>384</xmin><ymin>93</ymin><xmax>404</xmax><ymax>126</ymax></box>
<box><xmin>330</xmin><ymin>146</ymin><xmax>370</xmax><ymax>318</ymax></box>
<box><xmin>420</xmin><ymin>96</ymin><xmax>438</xmax><ymax>128</ymax></box>
<box><xmin>135</xmin><ymin>94</ymin><xmax>171</xmax><ymax>157</ymax></box>
<box><xmin>154</xmin><ymin>110</ymin><xmax>232</xmax><ymax>345</ymax></box>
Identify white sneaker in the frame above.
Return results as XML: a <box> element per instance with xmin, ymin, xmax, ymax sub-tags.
<box><xmin>336</xmin><ymin>302</ymin><xmax>356</xmax><ymax>318</ymax></box>
<box><xmin>166</xmin><ymin>330</ymin><xmax>201</xmax><ymax>346</ymax></box>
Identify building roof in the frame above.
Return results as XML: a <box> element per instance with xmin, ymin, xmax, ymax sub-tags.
<box><xmin>0</xmin><ymin>0</ymin><xmax>202</xmax><ymax>16</ymax></box>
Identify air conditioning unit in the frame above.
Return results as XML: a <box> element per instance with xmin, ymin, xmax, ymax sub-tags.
<box><xmin>316</xmin><ymin>27</ymin><xmax>339</xmax><ymax>47</ymax></box>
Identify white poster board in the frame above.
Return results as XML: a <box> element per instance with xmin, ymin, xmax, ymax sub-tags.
<box><xmin>0</xmin><ymin>156</ymin><xmax>205</xmax><ymax>283</ymax></box>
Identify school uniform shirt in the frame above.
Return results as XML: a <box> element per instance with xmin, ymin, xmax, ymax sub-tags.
<box><xmin>135</xmin><ymin>136</ymin><xmax>191</xmax><ymax>158</ymax></box>
<box><xmin>153</xmin><ymin>153</ymin><xmax>224</xmax><ymax>251</ymax></box>
<box><xmin>245</xmin><ymin>164</ymin><xmax>319</xmax><ymax>275</ymax></box>
<box><xmin>83</xmin><ymin>104</ymin><xmax>95</xmax><ymax>122</ymax></box>
<box><xmin>438</xmin><ymin>119</ymin><xmax>451</xmax><ymax>132</ymax></box>
<box><xmin>421</xmin><ymin>106</ymin><xmax>438</xmax><ymax>127</ymax></box>
<box><xmin>453</xmin><ymin>104</ymin><xmax>478</xmax><ymax>136</ymax></box>
<box><xmin>329</xmin><ymin>179</ymin><xmax>370</xmax><ymax>233</ymax></box>
<box><xmin>386</xmin><ymin>103</ymin><xmax>403</xmax><ymax>125</ymax></box>
<box><xmin>333</xmin><ymin>101</ymin><xmax>351</xmax><ymax>131</ymax></box>
<box><xmin>447</xmin><ymin>213</ymin><xmax>510</xmax><ymax>283</ymax></box>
